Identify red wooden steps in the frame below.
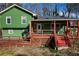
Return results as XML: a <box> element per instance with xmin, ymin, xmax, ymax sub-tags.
<box><xmin>56</xmin><ymin>36</ymin><xmax>67</xmax><ymax>47</ymax></box>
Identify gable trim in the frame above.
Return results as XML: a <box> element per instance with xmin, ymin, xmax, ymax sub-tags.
<box><xmin>0</xmin><ymin>4</ymin><xmax>36</xmax><ymax>16</ymax></box>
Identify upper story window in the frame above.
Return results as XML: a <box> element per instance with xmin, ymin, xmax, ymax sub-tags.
<box><xmin>21</xmin><ymin>16</ymin><xmax>27</xmax><ymax>24</ymax></box>
<box><xmin>6</xmin><ymin>16</ymin><xmax>12</xmax><ymax>24</ymax></box>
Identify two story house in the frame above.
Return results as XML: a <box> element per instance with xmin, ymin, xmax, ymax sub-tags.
<box><xmin>0</xmin><ymin>4</ymin><xmax>36</xmax><ymax>39</ymax></box>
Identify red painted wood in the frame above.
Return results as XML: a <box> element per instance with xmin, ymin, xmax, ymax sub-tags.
<box><xmin>32</xmin><ymin>34</ymin><xmax>52</xmax><ymax>39</ymax></box>
<box><xmin>78</xmin><ymin>20</ymin><xmax>79</xmax><ymax>39</ymax></box>
<box><xmin>0</xmin><ymin>39</ymin><xmax>30</xmax><ymax>47</ymax></box>
<box><xmin>56</xmin><ymin>36</ymin><xmax>66</xmax><ymax>46</ymax></box>
<box><xmin>54</xmin><ymin>20</ymin><xmax>56</xmax><ymax>34</ymax></box>
<box><xmin>66</xmin><ymin>20</ymin><xmax>68</xmax><ymax>29</ymax></box>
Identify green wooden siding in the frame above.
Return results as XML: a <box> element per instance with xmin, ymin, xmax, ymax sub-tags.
<box><xmin>0</xmin><ymin>7</ymin><xmax>32</xmax><ymax>28</ymax></box>
<box><xmin>2</xmin><ymin>29</ymin><xmax>25</xmax><ymax>39</ymax></box>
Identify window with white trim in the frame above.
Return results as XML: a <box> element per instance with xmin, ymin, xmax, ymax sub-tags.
<box><xmin>6</xmin><ymin>16</ymin><xmax>12</xmax><ymax>24</ymax></box>
<box><xmin>8</xmin><ymin>30</ymin><xmax>13</xmax><ymax>34</ymax></box>
<box><xmin>21</xmin><ymin>16</ymin><xmax>27</xmax><ymax>24</ymax></box>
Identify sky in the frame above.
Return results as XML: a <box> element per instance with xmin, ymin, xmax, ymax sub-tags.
<box><xmin>21</xmin><ymin>3</ymin><xmax>67</xmax><ymax>16</ymax></box>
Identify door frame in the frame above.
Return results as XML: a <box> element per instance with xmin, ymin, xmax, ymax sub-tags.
<box><xmin>36</xmin><ymin>23</ymin><xmax>42</xmax><ymax>34</ymax></box>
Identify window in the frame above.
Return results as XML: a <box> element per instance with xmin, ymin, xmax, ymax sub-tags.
<box><xmin>8</xmin><ymin>30</ymin><xmax>13</xmax><ymax>34</ymax></box>
<box><xmin>70</xmin><ymin>20</ymin><xmax>74</xmax><ymax>26</ymax></box>
<box><xmin>37</xmin><ymin>23</ymin><xmax>42</xmax><ymax>30</ymax></box>
<box><xmin>21</xmin><ymin>16</ymin><xmax>26</xmax><ymax>24</ymax></box>
<box><xmin>70</xmin><ymin>20</ymin><xmax>78</xmax><ymax>26</ymax></box>
<box><xmin>6</xmin><ymin>16</ymin><xmax>12</xmax><ymax>24</ymax></box>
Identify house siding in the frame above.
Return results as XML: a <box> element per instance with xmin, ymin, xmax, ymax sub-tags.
<box><xmin>0</xmin><ymin>7</ymin><xmax>32</xmax><ymax>28</ymax></box>
<box><xmin>0</xmin><ymin>6</ymin><xmax>33</xmax><ymax>39</ymax></box>
<box><xmin>2</xmin><ymin>29</ymin><xmax>25</xmax><ymax>39</ymax></box>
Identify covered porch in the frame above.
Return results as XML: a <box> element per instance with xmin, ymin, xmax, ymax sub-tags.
<box><xmin>30</xmin><ymin>20</ymin><xmax>67</xmax><ymax>35</ymax></box>
<box><xmin>29</xmin><ymin>19</ymin><xmax>79</xmax><ymax>47</ymax></box>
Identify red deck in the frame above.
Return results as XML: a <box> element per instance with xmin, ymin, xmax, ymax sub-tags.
<box><xmin>0</xmin><ymin>39</ymin><xmax>30</xmax><ymax>47</ymax></box>
<box><xmin>30</xmin><ymin>34</ymin><xmax>68</xmax><ymax>47</ymax></box>
<box><xmin>30</xmin><ymin>34</ymin><xmax>52</xmax><ymax>46</ymax></box>
<box><xmin>0</xmin><ymin>35</ymin><xmax>78</xmax><ymax>48</ymax></box>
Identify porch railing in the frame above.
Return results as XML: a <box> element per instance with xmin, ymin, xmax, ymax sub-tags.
<box><xmin>0</xmin><ymin>36</ymin><xmax>30</xmax><ymax>48</ymax></box>
<box><xmin>33</xmin><ymin>29</ymin><xmax>54</xmax><ymax>34</ymax></box>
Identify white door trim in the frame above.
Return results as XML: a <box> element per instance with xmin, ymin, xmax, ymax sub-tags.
<box><xmin>37</xmin><ymin>23</ymin><xmax>42</xmax><ymax>34</ymax></box>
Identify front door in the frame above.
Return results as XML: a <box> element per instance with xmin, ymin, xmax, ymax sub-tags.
<box><xmin>37</xmin><ymin>23</ymin><xmax>42</xmax><ymax>34</ymax></box>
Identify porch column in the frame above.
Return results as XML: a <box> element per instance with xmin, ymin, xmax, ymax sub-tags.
<box><xmin>66</xmin><ymin>20</ymin><xmax>68</xmax><ymax>29</ymax></box>
<box><xmin>78</xmin><ymin>20</ymin><xmax>79</xmax><ymax>39</ymax></box>
<box><xmin>54</xmin><ymin>20</ymin><xmax>58</xmax><ymax>50</ymax></box>
<box><xmin>29</xmin><ymin>21</ymin><xmax>32</xmax><ymax>36</ymax></box>
<box><xmin>54</xmin><ymin>20</ymin><xmax>56</xmax><ymax>35</ymax></box>
<box><xmin>29</xmin><ymin>21</ymin><xmax>32</xmax><ymax>46</ymax></box>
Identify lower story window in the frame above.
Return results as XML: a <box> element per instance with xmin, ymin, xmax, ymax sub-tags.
<box><xmin>8</xmin><ymin>30</ymin><xmax>13</xmax><ymax>34</ymax></box>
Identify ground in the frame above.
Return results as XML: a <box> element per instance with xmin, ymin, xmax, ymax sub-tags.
<box><xmin>0</xmin><ymin>46</ymin><xmax>54</xmax><ymax>56</ymax></box>
<box><xmin>0</xmin><ymin>39</ymin><xmax>79</xmax><ymax>56</ymax></box>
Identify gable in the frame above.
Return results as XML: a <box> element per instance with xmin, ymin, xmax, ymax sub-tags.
<box><xmin>0</xmin><ymin>7</ymin><xmax>32</xmax><ymax>28</ymax></box>
<box><xmin>0</xmin><ymin>4</ymin><xmax>36</xmax><ymax>28</ymax></box>
<box><xmin>0</xmin><ymin>4</ymin><xmax>36</xmax><ymax>17</ymax></box>
<box><xmin>0</xmin><ymin>6</ymin><xmax>33</xmax><ymax>17</ymax></box>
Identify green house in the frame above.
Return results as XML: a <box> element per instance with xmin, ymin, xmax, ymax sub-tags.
<box><xmin>0</xmin><ymin>4</ymin><xmax>36</xmax><ymax>39</ymax></box>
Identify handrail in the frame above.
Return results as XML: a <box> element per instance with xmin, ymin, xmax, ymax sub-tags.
<box><xmin>33</xmin><ymin>29</ymin><xmax>54</xmax><ymax>31</ymax></box>
<box><xmin>68</xmin><ymin>37</ymin><xmax>79</xmax><ymax>39</ymax></box>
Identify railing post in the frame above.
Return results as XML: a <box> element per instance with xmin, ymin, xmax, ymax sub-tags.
<box><xmin>8</xmin><ymin>36</ymin><xmax>11</xmax><ymax>48</ymax></box>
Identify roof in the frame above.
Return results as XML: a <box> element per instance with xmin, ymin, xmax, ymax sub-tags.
<box><xmin>38</xmin><ymin>16</ymin><xmax>79</xmax><ymax>19</ymax></box>
<box><xmin>0</xmin><ymin>4</ymin><xmax>36</xmax><ymax>16</ymax></box>
<box><xmin>31</xmin><ymin>19</ymin><xmax>79</xmax><ymax>21</ymax></box>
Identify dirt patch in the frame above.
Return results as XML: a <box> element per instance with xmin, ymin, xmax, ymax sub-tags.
<box><xmin>14</xmin><ymin>46</ymin><xmax>53</xmax><ymax>56</ymax></box>
<box><xmin>0</xmin><ymin>46</ymin><xmax>54</xmax><ymax>56</ymax></box>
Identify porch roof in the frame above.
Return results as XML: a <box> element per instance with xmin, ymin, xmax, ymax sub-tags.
<box><xmin>31</xmin><ymin>19</ymin><xmax>79</xmax><ymax>21</ymax></box>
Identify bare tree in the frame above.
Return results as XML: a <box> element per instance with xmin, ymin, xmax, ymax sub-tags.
<box><xmin>67</xmin><ymin>3</ymin><xmax>79</xmax><ymax>18</ymax></box>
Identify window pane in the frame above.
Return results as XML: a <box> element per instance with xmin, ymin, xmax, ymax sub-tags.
<box><xmin>7</xmin><ymin>18</ymin><xmax>11</xmax><ymax>23</ymax></box>
<box><xmin>38</xmin><ymin>25</ymin><xmax>41</xmax><ymax>29</ymax></box>
<box><xmin>23</xmin><ymin>19</ymin><xmax>26</xmax><ymax>23</ymax></box>
<box><xmin>69</xmin><ymin>20</ymin><xmax>78</xmax><ymax>26</ymax></box>
<box><xmin>21</xmin><ymin>16</ymin><xmax>26</xmax><ymax>24</ymax></box>
<box><xmin>6</xmin><ymin>16</ymin><xmax>12</xmax><ymax>24</ymax></box>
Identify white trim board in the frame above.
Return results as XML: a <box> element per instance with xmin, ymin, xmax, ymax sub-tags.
<box><xmin>0</xmin><ymin>4</ymin><xmax>36</xmax><ymax>16</ymax></box>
